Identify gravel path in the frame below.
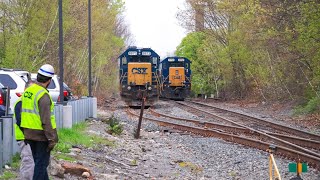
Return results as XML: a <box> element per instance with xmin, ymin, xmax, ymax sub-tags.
<box><xmin>40</xmin><ymin>99</ymin><xmax>319</xmax><ymax>180</ymax></box>
<box><xmin>8</xmin><ymin>98</ymin><xmax>318</xmax><ymax>179</ymax></box>
<box><xmin>58</xmin><ymin>99</ymin><xmax>317</xmax><ymax>180</ymax></box>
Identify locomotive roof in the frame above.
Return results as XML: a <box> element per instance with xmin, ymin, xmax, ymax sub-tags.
<box><xmin>160</xmin><ymin>56</ymin><xmax>191</xmax><ymax>64</ymax></box>
<box><xmin>118</xmin><ymin>47</ymin><xmax>160</xmax><ymax>57</ymax></box>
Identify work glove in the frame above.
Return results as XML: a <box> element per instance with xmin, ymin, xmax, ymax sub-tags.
<box><xmin>47</xmin><ymin>140</ymin><xmax>56</xmax><ymax>152</ymax></box>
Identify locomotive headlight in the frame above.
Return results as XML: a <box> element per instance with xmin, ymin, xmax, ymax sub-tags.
<box><xmin>148</xmin><ymin>86</ymin><xmax>152</xmax><ymax>91</ymax></box>
<box><xmin>122</xmin><ymin>85</ymin><xmax>125</xmax><ymax>88</ymax></box>
<box><xmin>127</xmin><ymin>86</ymin><xmax>131</xmax><ymax>90</ymax></box>
<box><xmin>168</xmin><ymin>81</ymin><xmax>171</xmax><ymax>84</ymax></box>
<box><xmin>128</xmin><ymin>51</ymin><xmax>137</xmax><ymax>55</ymax></box>
<box><xmin>142</xmin><ymin>51</ymin><xmax>151</xmax><ymax>56</ymax></box>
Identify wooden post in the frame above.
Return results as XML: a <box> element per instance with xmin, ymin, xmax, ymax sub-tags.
<box><xmin>135</xmin><ymin>93</ymin><xmax>146</xmax><ymax>139</ymax></box>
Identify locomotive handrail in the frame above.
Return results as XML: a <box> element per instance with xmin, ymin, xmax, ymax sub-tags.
<box><xmin>185</xmin><ymin>76</ymin><xmax>191</xmax><ymax>83</ymax></box>
<box><xmin>151</xmin><ymin>72</ymin><xmax>161</xmax><ymax>85</ymax></box>
<box><xmin>119</xmin><ymin>72</ymin><xmax>128</xmax><ymax>84</ymax></box>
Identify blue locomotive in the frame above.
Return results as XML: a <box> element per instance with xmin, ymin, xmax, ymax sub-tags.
<box><xmin>118</xmin><ymin>47</ymin><xmax>161</xmax><ymax>107</ymax></box>
<box><xmin>160</xmin><ymin>57</ymin><xmax>192</xmax><ymax>100</ymax></box>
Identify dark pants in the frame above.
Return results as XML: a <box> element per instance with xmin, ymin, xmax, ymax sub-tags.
<box><xmin>26</xmin><ymin>140</ymin><xmax>50</xmax><ymax>180</ymax></box>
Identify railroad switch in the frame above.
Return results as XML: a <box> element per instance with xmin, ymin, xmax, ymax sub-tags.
<box><xmin>267</xmin><ymin>145</ymin><xmax>282</xmax><ymax>180</ymax></box>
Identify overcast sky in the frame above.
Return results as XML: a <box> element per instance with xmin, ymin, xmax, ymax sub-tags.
<box><xmin>123</xmin><ymin>0</ymin><xmax>187</xmax><ymax>58</ymax></box>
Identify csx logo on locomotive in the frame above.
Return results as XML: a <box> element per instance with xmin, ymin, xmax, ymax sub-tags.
<box><xmin>132</xmin><ymin>68</ymin><xmax>148</xmax><ymax>74</ymax></box>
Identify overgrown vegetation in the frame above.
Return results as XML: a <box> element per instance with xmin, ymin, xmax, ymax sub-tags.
<box><xmin>0</xmin><ymin>0</ymin><xmax>128</xmax><ymax>98</ymax></box>
<box><xmin>107</xmin><ymin>115</ymin><xmax>123</xmax><ymax>135</ymax></box>
<box><xmin>177</xmin><ymin>0</ymin><xmax>320</xmax><ymax>113</ymax></box>
<box><xmin>294</xmin><ymin>97</ymin><xmax>320</xmax><ymax>115</ymax></box>
<box><xmin>10</xmin><ymin>153</ymin><xmax>21</xmax><ymax>169</ymax></box>
<box><xmin>0</xmin><ymin>171</ymin><xmax>16</xmax><ymax>180</ymax></box>
<box><xmin>55</xmin><ymin>122</ymin><xmax>115</xmax><ymax>153</ymax></box>
<box><xmin>53</xmin><ymin>153</ymin><xmax>77</xmax><ymax>162</ymax></box>
<box><xmin>0</xmin><ymin>153</ymin><xmax>20</xmax><ymax>179</ymax></box>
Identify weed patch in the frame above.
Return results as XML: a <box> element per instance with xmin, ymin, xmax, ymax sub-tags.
<box><xmin>178</xmin><ymin>161</ymin><xmax>203</xmax><ymax>174</ymax></box>
<box><xmin>53</xmin><ymin>153</ymin><xmax>77</xmax><ymax>162</ymax></box>
<box><xmin>0</xmin><ymin>171</ymin><xmax>17</xmax><ymax>180</ymax></box>
<box><xmin>55</xmin><ymin>122</ymin><xmax>114</xmax><ymax>153</ymax></box>
<box><xmin>11</xmin><ymin>153</ymin><xmax>21</xmax><ymax>169</ymax></box>
<box><xmin>294</xmin><ymin>97</ymin><xmax>320</xmax><ymax>114</ymax></box>
<box><xmin>107</xmin><ymin>115</ymin><xmax>123</xmax><ymax>135</ymax></box>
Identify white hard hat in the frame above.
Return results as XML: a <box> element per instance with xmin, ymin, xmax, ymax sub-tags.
<box><xmin>38</xmin><ymin>64</ymin><xmax>55</xmax><ymax>78</ymax></box>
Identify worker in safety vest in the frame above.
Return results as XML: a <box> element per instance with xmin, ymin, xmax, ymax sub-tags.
<box><xmin>21</xmin><ymin>64</ymin><xmax>58</xmax><ymax>180</ymax></box>
<box><xmin>14</xmin><ymin>80</ymin><xmax>35</xmax><ymax>180</ymax></box>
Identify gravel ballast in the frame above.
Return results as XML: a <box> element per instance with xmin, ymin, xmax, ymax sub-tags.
<box><xmin>84</xmin><ymin>99</ymin><xmax>319</xmax><ymax>180</ymax></box>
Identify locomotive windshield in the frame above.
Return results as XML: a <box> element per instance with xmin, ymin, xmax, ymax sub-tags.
<box><xmin>130</xmin><ymin>56</ymin><xmax>152</xmax><ymax>62</ymax></box>
<box><xmin>169</xmin><ymin>62</ymin><xmax>184</xmax><ymax>67</ymax></box>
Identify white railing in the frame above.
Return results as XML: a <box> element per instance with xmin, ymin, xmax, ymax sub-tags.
<box><xmin>0</xmin><ymin>97</ymin><xmax>97</xmax><ymax>175</ymax></box>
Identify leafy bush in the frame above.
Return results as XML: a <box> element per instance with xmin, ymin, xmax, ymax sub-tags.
<box><xmin>107</xmin><ymin>115</ymin><xmax>123</xmax><ymax>135</ymax></box>
<box><xmin>294</xmin><ymin>96</ymin><xmax>320</xmax><ymax>114</ymax></box>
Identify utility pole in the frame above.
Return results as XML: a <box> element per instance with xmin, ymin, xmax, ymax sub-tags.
<box><xmin>58</xmin><ymin>0</ymin><xmax>64</xmax><ymax>103</ymax></box>
<box><xmin>1</xmin><ymin>4</ymin><xmax>6</xmax><ymax>64</ymax></box>
<box><xmin>88</xmin><ymin>0</ymin><xmax>92</xmax><ymax>97</ymax></box>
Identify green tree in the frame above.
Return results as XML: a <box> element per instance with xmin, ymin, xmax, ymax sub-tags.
<box><xmin>0</xmin><ymin>0</ymin><xmax>128</xmax><ymax>99</ymax></box>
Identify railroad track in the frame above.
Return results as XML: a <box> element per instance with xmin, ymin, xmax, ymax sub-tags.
<box><xmin>182</xmin><ymin>100</ymin><xmax>320</xmax><ymax>141</ymax></box>
<box><xmin>125</xmin><ymin>107</ymin><xmax>320</xmax><ymax>170</ymax></box>
<box><xmin>175</xmin><ymin>101</ymin><xmax>320</xmax><ymax>151</ymax></box>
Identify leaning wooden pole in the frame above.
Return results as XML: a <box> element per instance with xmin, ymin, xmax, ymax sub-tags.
<box><xmin>135</xmin><ymin>94</ymin><xmax>146</xmax><ymax>139</ymax></box>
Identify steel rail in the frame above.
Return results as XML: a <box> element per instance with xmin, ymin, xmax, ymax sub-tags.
<box><xmin>187</xmin><ymin>100</ymin><xmax>320</xmax><ymax>142</ymax></box>
<box><xmin>126</xmin><ymin>109</ymin><xmax>320</xmax><ymax>170</ymax></box>
<box><xmin>176</xmin><ymin>102</ymin><xmax>320</xmax><ymax>158</ymax></box>
<box><xmin>150</xmin><ymin>109</ymin><xmax>320</xmax><ymax>151</ymax></box>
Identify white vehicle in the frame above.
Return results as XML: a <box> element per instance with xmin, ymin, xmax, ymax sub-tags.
<box><xmin>31</xmin><ymin>73</ymin><xmax>60</xmax><ymax>103</ymax></box>
<box><xmin>0</xmin><ymin>68</ymin><xmax>29</xmax><ymax>112</ymax></box>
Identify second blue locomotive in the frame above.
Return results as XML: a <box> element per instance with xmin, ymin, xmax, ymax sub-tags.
<box><xmin>160</xmin><ymin>57</ymin><xmax>192</xmax><ymax>100</ymax></box>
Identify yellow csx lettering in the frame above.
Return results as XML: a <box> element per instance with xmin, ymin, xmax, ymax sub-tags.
<box><xmin>132</xmin><ymin>68</ymin><xmax>148</xmax><ymax>74</ymax></box>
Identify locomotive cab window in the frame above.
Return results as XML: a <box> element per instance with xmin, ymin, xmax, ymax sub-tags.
<box><xmin>130</xmin><ymin>56</ymin><xmax>151</xmax><ymax>62</ymax></box>
<box><xmin>152</xmin><ymin>57</ymin><xmax>158</xmax><ymax>65</ymax></box>
<box><xmin>185</xmin><ymin>63</ymin><xmax>189</xmax><ymax>68</ymax></box>
<box><xmin>169</xmin><ymin>62</ymin><xmax>184</xmax><ymax>67</ymax></box>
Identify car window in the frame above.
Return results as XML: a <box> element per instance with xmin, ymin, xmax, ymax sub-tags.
<box><xmin>19</xmin><ymin>75</ymin><xmax>29</xmax><ymax>82</ymax></box>
<box><xmin>31</xmin><ymin>76</ymin><xmax>57</xmax><ymax>90</ymax></box>
<box><xmin>0</xmin><ymin>74</ymin><xmax>18</xmax><ymax>89</ymax></box>
<box><xmin>48</xmin><ymin>79</ymin><xmax>56</xmax><ymax>89</ymax></box>
<box><xmin>63</xmin><ymin>83</ymin><xmax>70</xmax><ymax>90</ymax></box>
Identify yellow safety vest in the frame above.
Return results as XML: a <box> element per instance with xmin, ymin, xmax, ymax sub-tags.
<box><xmin>13</xmin><ymin>98</ymin><xmax>24</xmax><ymax>141</ymax></box>
<box><xmin>21</xmin><ymin>84</ymin><xmax>56</xmax><ymax>130</ymax></box>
